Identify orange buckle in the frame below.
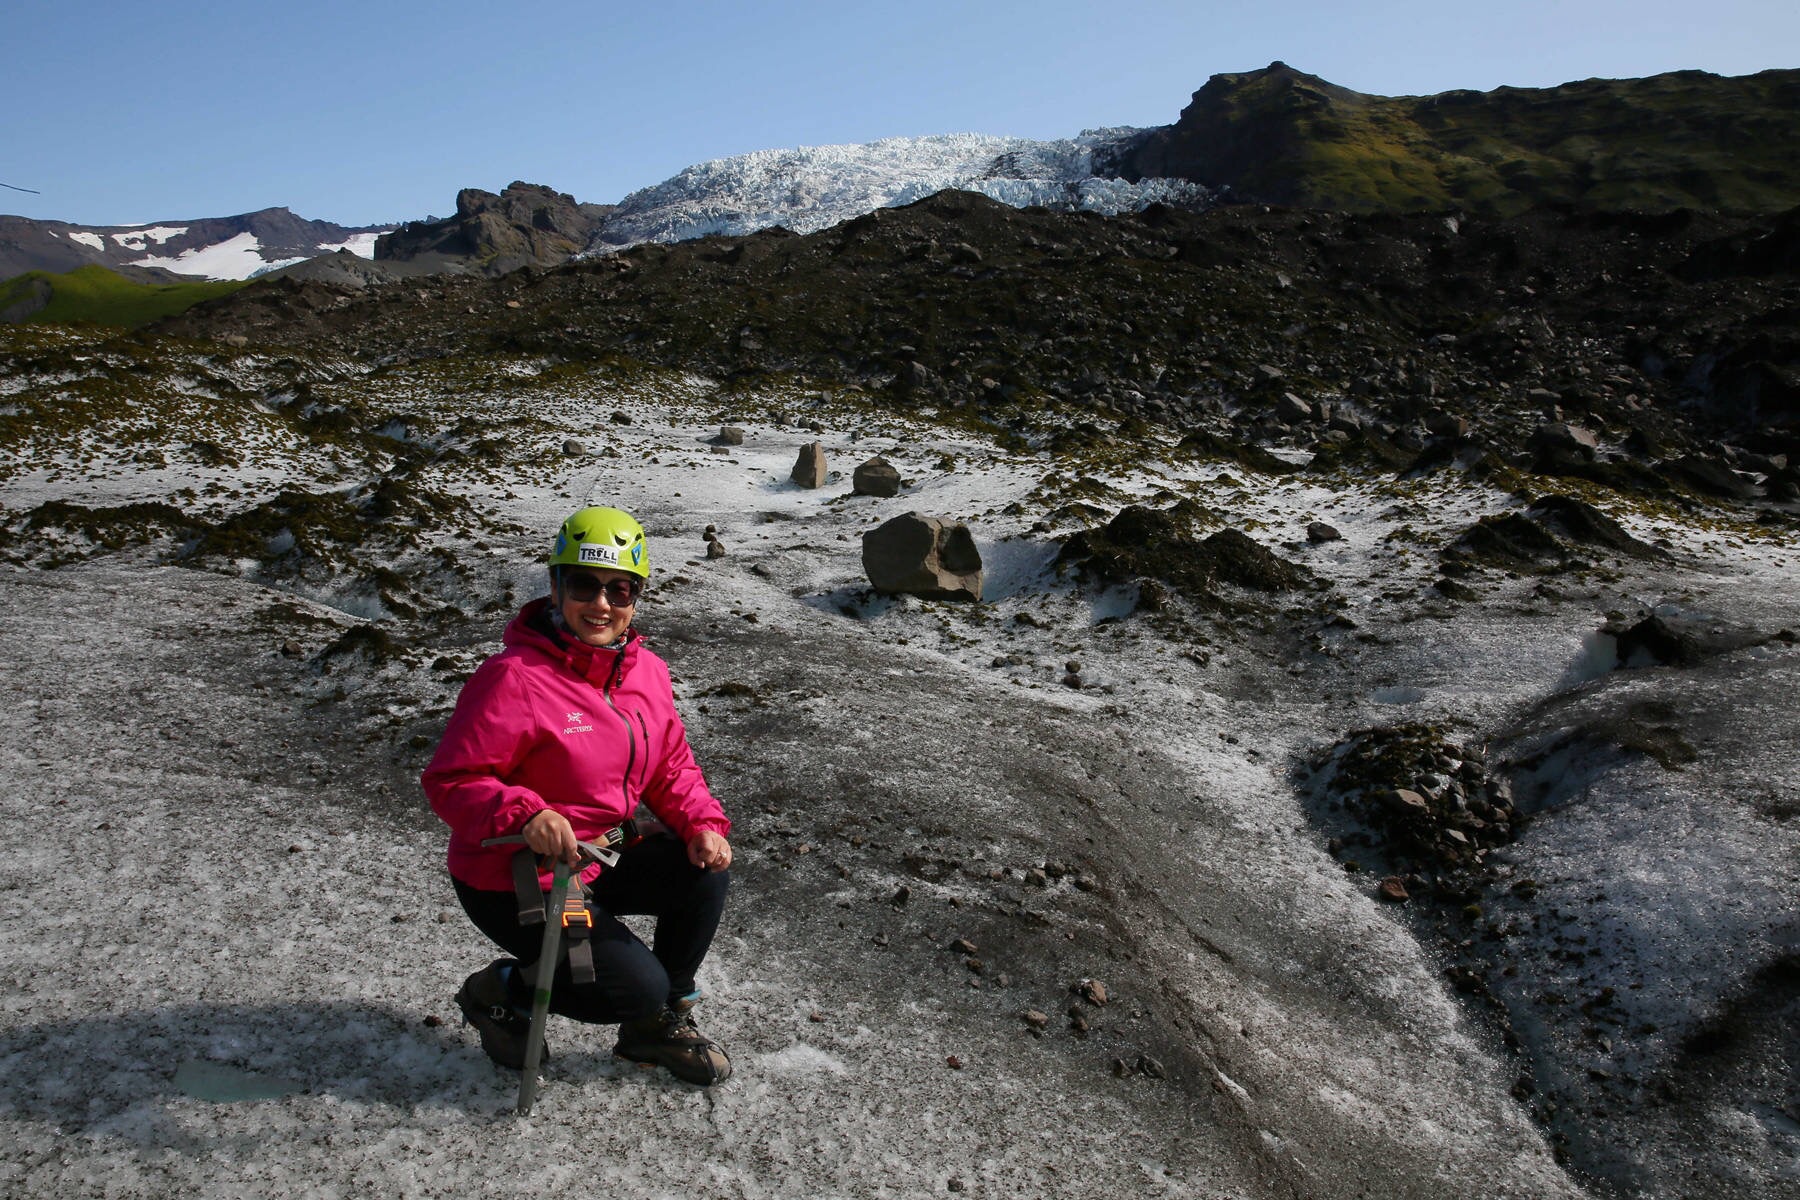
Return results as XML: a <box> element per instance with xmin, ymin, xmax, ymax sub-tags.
<box><xmin>558</xmin><ymin>895</ymin><xmax>594</xmax><ymax>935</ymax></box>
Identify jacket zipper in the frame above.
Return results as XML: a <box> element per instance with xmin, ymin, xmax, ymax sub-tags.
<box><xmin>598</xmin><ymin>648</ymin><xmax>636</xmax><ymax>809</ymax></box>
<box><xmin>632</xmin><ymin>709</ymin><xmax>651</xmax><ymax>790</ymax></box>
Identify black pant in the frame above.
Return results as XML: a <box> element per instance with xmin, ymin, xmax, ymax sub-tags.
<box><xmin>454</xmin><ymin>835</ymin><xmax>729</xmax><ymax>1025</ymax></box>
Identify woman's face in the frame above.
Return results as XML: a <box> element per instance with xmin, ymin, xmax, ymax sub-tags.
<box><xmin>554</xmin><ymin>567</ymin><xmax>640</xmax><ymax>647</ymax></box>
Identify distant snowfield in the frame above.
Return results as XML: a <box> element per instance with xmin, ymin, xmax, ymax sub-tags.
<box><xmin>41</xmin><ymin>222</ymin><xmax>381</xmax><ymax>281</ymax></box>
<box><xmin>112</xmin><ymin>226</ymin><xmax>188</xmax><ymax>249</ymax></box>
<box><xmin>131</xmin><ymin>232</ymin><xmax>287</xmax><ymax>279</ymax></box>
<box><xmin>131</xmin><ymin>229</ymin><xmax>378</xmax><ymax>281</ymax></box>
<box><xmin>315</xmin><ymin>232</ymin><xmax>380</xmax><ymax>258</ymax></box>
<box><xmin>593</xmin><ymin>129</ymin><xmax>1213</xmax><ymax>251</ymax></box>
<box><xmin>0</xmin><ymin>335</ymin><xmax>1794</xmax><ymax>1198</ymax></box>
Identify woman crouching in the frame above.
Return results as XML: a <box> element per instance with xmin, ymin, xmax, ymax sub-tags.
<box><xmin>423</xmin><ymin>506</ymin><xmax>732</xmax><ymax>1086</ymax></box>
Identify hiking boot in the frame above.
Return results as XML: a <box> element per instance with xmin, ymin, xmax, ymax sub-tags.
<box><xmin>454</xmin><ymin>959</ymin><xmax>545</xmax><ymax>1070</ymax></box>
<box><xmin>613</xmin><ymin>1002</ymin><xmax>732</xmax><ymax>1086</ymax></box>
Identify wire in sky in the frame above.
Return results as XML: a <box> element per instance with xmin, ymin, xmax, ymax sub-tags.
<box><xmin>2</xmin><ymin>182</ymin><xmax>43</xmax><ymax>194</ymax></box>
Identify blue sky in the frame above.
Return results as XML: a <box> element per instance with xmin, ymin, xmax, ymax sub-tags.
<box><xmin>8</xmin><ymin>0</ymin><xmax>1797</xmax><ymax>227</ymax></box>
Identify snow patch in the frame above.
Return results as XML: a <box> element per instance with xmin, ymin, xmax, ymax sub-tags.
<box><xmin>66</xmin><ymin>230</ymin><xmax>105</xmax><ymax>251</ymax></box>
<box><xmin>110</xmin><ymin>225</ymin><xmax>188</xmax><ymax>249</ymax></box>
<box><xmin>131</xmin><ymin>231</ymin><xmax>272</xmax><ymax>280</ymax></box>
<box><xmin>316</xmin><ymin>232</ymin><xmax>381</xmax><ymax>258</ymax></box>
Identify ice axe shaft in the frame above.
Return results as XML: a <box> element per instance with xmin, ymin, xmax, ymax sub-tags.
<box><xmin>514</xmin><ymin>858</ymin><xmax>570</xmax><ymax>1115</ymax></box>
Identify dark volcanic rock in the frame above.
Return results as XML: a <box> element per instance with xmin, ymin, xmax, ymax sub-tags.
<box><xmin>1613</xmin><ymin>614</ymin><xmax>1706</xmax><ymax>667</ymax></box>
<box><xmin>1312</xmin><ymin>722</ymin><xmax>1519</xmax><ymax>875</ymax></box>
<box><xmin>1057</xmin><ymin>502</ymin><xmax>1312</xmax><ymax>606</ymax></box>
<box><xmin>375</xmin><ymin>182</ymin><xmax>612</xmax><ymax>275</ymax></box>
<box><xmin>157</xmin><ymin>190</ymin><xmax>1800</xmax><ymax>505</ymax></box>
<box><xmin>1657</xmin><ymin>454</ymin><xmax>1759</xmax><ymax>499</ymax></box>
<box><xmin>853</xmin><ymin>456</ymin><xmax>902</xmax><ymax>497</ymax></box>
<box><xmin>1450</xmin><ymin>512</ymin><xmax>1569</xmax><ymax>570</ymax></box>
<box><xmin>791</xmin><ymin>442</ymin><xmax>827</xmax><ymax>489</ymax></box>
<box><xmin>863</xmin><ymin>512</ymin><xmax>983</xmax><ymax>601</ymax></box>
<box><xmin>1122</xmin><ymin>62</ymin><xmax>1800</xmax><ymax>217</ymax></box>
<box><xmin>1524</xmin><ymin>495</ymin><xmax>1666</xmax><ymax>559</ymax></box>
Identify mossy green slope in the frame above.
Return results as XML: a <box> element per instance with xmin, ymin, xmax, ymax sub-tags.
<box><xmin>1129</xmin><ymin>62</ymin><xmax>1800</xmax><ymax>216</ymax></box>
<box><xmin>0</xmin><ymin>265</ymin><xmax>247</xmax><ymax>328</ymax></box>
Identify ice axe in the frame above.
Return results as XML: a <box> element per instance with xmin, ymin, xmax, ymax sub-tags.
<box><xmin>480</xmin><ymin>833</ymin><xmax>621</xmax><ymax>1115</ymax></box>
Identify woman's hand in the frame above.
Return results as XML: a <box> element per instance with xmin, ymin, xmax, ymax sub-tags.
<box><xmin>522</xmin><ymin>808</ymin><xmax>580</xmax><ymax>866</ymax></box>
<box><xmin>688</xmin><ymin>830</ymin><xmax>733</xmax><ymax>873</ymax></box>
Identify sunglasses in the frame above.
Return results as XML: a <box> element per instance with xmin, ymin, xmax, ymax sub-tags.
<box><xmin>561</xmin><ymin>572</ymin><xmax>643</xmax><ymax>605</ymax></box>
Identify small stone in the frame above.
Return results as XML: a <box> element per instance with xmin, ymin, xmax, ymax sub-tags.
<box><xmin>609</xmin><ymin>411</ymin><xmax>632</xmax><ymax>425</ymax></box>
<box><xmin>715</xmin><ymin>426</ymin><xmax>745</xmax><ymax>445</ymax></box>
<box><xmin>1023</xmin><ymin>1010</ymin><xmax>1050</xmax><ymax>1029</ymax></box>
<box><xmin>892</xmin><ymin>885</ymin><xmax>911</xmax><ymax>906</ymax></box>
<box><xmin>1378</xmin><ymin>876</ymin><xmax>1411</xmax><ymax>902</ymax></box>
<box><xmin>287</xmin><ymin>845</ymin><xmax>303</xmax><ymax>854</ymax></box>
<box><xmin>1074</xmin><ymin>978</ymin><xmax>1109</xmax><ymax>1006</ymax></box>
<box><xmin>279</xmin><ymin>640</ymin><xmax>303</xmax><ymax>658</ymax></box>
<box><xmin>561</xmin><ymin>438</ymin><xmax>586</xmax><ymax>456</ymax></box>
<box><xmin>1112</xmin><ymin>1057</ymin><xmax>1133</xmax><ymax>1077</ymax></box>
<box><xmin>1307</xmin><ymin>522</ymin><xmax>1342</xmax><ymax>543</ymax></box>
<box><xmin>808</xmin><ymin>1010</ymin><xmax>825</xmax><ymax>1023</ymax></box>
<box><xmin>948</xmin><ymin>1179</ymin><xmax>966</xmax><ymax>1193</ymax></box>
<box><xmin>706</xmin><ymin>540</ymin><xmax>726</xmax><ymax>560</ymax></box>
<box><xmin>945</xmin><ymin>1055</ymin><xmax>964</xmax><ymax>1070</ymax></box>
<box><xmin>1387</xmin><ymin>788</ymin><xmax>1431</xmax><ymax>814</ymax></box>
<box><xmin>951</xmin><ymin>938</ymin><xmax>978</xmax><ymax>954</ymax></box>
<box><xmin>422</xmin><ymin>1014</ymin><xmax>443</xmax><ymax>1027</ymax></box>
<box><xmin>1136</xmin><ymin>1053</ymin><xmax>1168</xmax><ymax>1079</ymax></box>
<box><xmin>1276</xmin><ymin>392</ymin><xmax>1315</xmax><ymax>423</ymax></box>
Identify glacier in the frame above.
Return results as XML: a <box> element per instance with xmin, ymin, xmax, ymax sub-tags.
<box><xmin>589</xmin><ymin>128</ymin><xmax>1212</xmax><ymax>252</ymax></box>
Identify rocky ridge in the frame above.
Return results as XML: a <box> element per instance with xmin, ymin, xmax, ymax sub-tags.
<box><xmin>0</xmin><ymin>207</ymin><xmax>393</xmax><ymax>282</ymax></box>
<box><xmin>1124</xmin><ymin>62</ymin><xmax>1800</xmax><ymax>216</ymax></box>
<box><xmin>161</xmin><ymin>191</ymin><xmax>1800</xmax><ymax>519</ymax></box>
<box><xmin>376</xmin><ymin>181</ymin><xmax>615</xmax><ymax>276</ymax></box>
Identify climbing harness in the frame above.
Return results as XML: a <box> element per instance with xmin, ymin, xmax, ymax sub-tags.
<box><xmin>479</xmin><ymin>815</ymin><xmax>664</xmax><ymax>1114</ymax></box>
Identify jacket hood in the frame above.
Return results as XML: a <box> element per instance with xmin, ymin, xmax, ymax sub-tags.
<box><xmin>503</xmin><ymin>597</ymin><xmax>640</xmax><ymax>682</ymax></box>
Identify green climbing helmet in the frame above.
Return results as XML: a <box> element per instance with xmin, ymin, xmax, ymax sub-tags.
<box><xmin>548</xmin><ymin>506</ymin><xmax>650</xmax><ymax>578</ymax></box>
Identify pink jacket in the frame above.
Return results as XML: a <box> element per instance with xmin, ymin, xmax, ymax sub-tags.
<box><xmin>423</xmin><ymin>599</ymin><xmax>729</xmax><ymax>891</ymax></box>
